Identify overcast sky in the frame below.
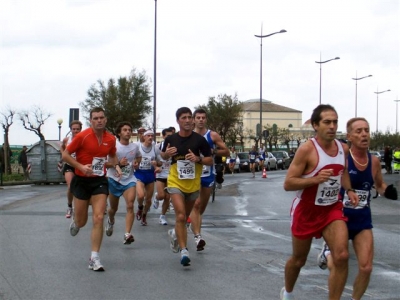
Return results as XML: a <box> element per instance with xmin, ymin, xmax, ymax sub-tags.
<box><xmin>1</xmin><ymin>0</ymin><xmax>399</xmax><ymax>146</ymax></box>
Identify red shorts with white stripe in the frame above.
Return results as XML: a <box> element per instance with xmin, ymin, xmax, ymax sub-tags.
<box><xmin>290</xmin><ymin>198</ymin><xmax>347</xmax><ymax>240</ymax></box>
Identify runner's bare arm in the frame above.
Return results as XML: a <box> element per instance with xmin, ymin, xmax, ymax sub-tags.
<box><xmin>211</xmin><ymin>131</ymin><xmax>230</xmax><ymax>157</ymax></box>
<box><xmin>284</xmin><ymin>141</ymin><xmax>329</xmax><ymax>191</ymax></box>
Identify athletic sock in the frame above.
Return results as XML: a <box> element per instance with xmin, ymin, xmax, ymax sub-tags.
<box><xmin>91</xmin><ymin>251</ymin><xmax>99</xmax><ymax>259</ymax></box>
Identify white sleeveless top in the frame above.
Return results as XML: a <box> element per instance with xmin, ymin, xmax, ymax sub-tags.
<box><xmin>295</xmin><ymin>138</ymin><xmax>345</xmax><ymax>206</ymax></box>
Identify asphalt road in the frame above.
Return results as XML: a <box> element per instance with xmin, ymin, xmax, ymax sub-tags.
<box><xmin>0</xmin><ymin>169</ymin><xmax>399</xmax><ymax>300</ymax></box>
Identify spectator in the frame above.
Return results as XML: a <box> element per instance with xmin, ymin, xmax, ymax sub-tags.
<box><xmin>18</xmin><ymin>146</ymin><xmax>30</xmax><ymax>181</ymax></box>
<box><xmin>384</xmin><ymin>146</ymin><xmax>393</xmax><ymax>174</ymax></box>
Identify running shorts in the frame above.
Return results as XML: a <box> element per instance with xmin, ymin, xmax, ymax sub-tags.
<box><xmin>108</xmin><ymin>177</ymin><xmax>136</xmax><ymax>198</ymax></box>
<box><xmin>70</xmin><ymin>176</ymin><xmax>109</xmax><ymax>200</ymax></box>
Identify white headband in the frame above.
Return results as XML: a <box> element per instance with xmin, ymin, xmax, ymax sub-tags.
<box><xmin>143</xmin><ymin>130</ymin><xmax>154</xmax><ymax>136</ymax></box>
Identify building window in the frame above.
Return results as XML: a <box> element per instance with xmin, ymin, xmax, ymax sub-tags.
<box><xmin>288</xmin><ymin>124</ymin><xmax>293</xmax><ymax>128</ymax></box>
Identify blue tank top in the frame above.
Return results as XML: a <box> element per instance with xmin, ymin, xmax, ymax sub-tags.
<box><xmin>200</xmin><ymin>130</ymin><xmax>215</xmax><ymax>177</ymax></box>
<box><xmin>342</xmin><ymin>152</ymin><xmax>374</xmax><ymax>208</ymax></box>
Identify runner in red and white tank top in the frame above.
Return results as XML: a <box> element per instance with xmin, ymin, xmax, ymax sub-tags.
<box><xmin>280</xmin><ymin>104</ymin><xmax>359</xmax><ymax>300</ymax></box>
<box><xmin>295</xmin><ymin>137</ymin><xmax>345</xmax><ymax>207</ymax></box>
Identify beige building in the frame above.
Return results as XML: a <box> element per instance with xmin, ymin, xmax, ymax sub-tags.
<box><xmin>240</xmin><ymin>99</ymin><xmax>313</xmax><ymax>150</ymax></box>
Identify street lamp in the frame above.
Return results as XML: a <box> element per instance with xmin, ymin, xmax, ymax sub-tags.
<box><xmin>315</xmin><ymin>55</ymin><xmax>340</xmax><ymax>104</ymax></box>
<box><xmin>374</xmin><ymin>88</ymin><xmax>391</xmax><ymax>132</ymax></box>
<box><xmin>57</xmin><ymin>118</ymin><xmax>63</xmax><ymax>141</ymax></box>
<box><xmin>352</xmin><ymin>72</ymin><xmax>372</xmax><ymax>117</ymax></box>
<box><xmin>254</xmin><ymin>28</ymin><xmax>286</xmax><ymax>141</ymax></box>
<box><xmin>394</xmin><ymin>98</ymin><xmax>400</xmax><ymax>133</ymax></box>
<box><xmin>153</xmin><ymin>0</ymin><xmax>157</xmax><ymax>134</ymax></box>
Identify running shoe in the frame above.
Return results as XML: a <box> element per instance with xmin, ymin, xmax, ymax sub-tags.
<box><xmin>317</xmin><ymin>241</ymin><xmax>329</xmax><ymax>270</ymax></box>
<box><xmin>141</xmin><ymin>214</ymin><xmax>147</xmax><ymax>226</ymax></box>
<box><xmin>65</xmin><ymin>207</ymin><xmax>73</xmax><ymax>219</ymax></box>
<box><xmin>159</xmin><ymin>215</ymin><xmax>168</xmax><ymax>225</ymax></box>
<box><xmin>152</xmin><ymin>192</ymin><xmax>159</xmax><ymax>209</ymax></box>
<box><xmin>180</xmin><ymin>248</ymin><xmax>191</xmax><ymax>266</ymax></box>
<box><xmin>280</xmin><ymin>287</ymin><xmax>294</xmax><ymax>300</ymax></box>
<box><xmin>88</xmin><ymin>257</ymin><xmax>104</xmax><ymax>271</ymax></box>
<box><xmin>105</xmin><ymin>218</ymin><xmax>114</xmax><ymax>237</ymax></box>
<box><xmin>168</xmin><ymin>229</ymin><xmax>179</xmax><ymax>253</ymax></box>
<box><xmin>69</xmin><ymin>220</ymin><xmax>80</xmax><ymax>236</ymax></box>
<box><xmin>136</xmin><ymin>209</ymin><xmax>143</xmax><ymax>221</ymax></box>
<box><xmin>195</xmin><ymin>234</ymin><xmax>206</xmax><ymax>251</ymax></box>
<box><xmin>123</xmin><ymin>233</ymin><xmax>135</xmax><ymax>245</ymax></box>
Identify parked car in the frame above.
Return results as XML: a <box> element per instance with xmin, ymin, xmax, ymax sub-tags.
<box><xmin>264</xmin><ymin>152</ymin><xmax>278</xmax><ymax>171</ymax></box>
<box><xmin>271</xmin><ymin>150</ymin><xmax>291</xmax><ymax>170</ymax></box>
<box><xmin>237</xmin><ymin>152</ymin><xmax>260</xmax><ymax>172</ymax></box>
<box><xmin>369</xmin><ymin>150</ymin><xmax>385</xmax><ymax>169</ymax></box>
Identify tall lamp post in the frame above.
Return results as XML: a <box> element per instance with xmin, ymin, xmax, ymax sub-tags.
<box><xmin>374</xmin><ymin>88</ymin><xmax>391</xmax><ymax>132</ymax></box>
<box><xmin>254</xmin><ymin>28</ymin><xmax>286</xmax><ymax>141</ymax></box>
<box><xmin>153</xmin><ymin>0</ymin><xmax>157</xmax><ymax>134</ymax></box>
<box><xmin>315</xmin><ymin>55</ymin><xmax>340</xmax><ymax>104</ymax></box>
<box><xmin>57</xmin><ymin>118</ymin><xmax>63</xmax><ymax>141</ymax></box>
<box><xmin>394</xmin><ymin>98</ymin><xmax>400</xmax><ymax>133</ymax></box>
<box><xmin>352</xmin><ymin>72</ymin><xmax>372</xmax><ymax>117</ymax></box>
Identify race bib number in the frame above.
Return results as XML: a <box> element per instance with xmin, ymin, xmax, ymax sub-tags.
<box><xmin>177</xmin><ymin>160</ymin><xmax>195</xmax><ymax>180</ymax></box>
<box><xmin>315</xmin><ymin>175</ymin><xmax>341</xmax><ymax>206</ymax></box>
<box><xmin>343</xmin><ymin>189</ymin><xmax>369</xmax><ymax>209</ymax></box>
<box><xmin>162</xmin><ymin>161</ymin><xmax>171</xmax><ymax>170</ymax></box>
<box><xmin>120</xmin><ymin>164</ymin><xmax>132</xmax><ymax>179</ymax></box>
<box><xmin>201</xmin><ymin>165</ymin><xmax>211</xmax><ymax>177</ymax></box>
<box><xmin>91</xmin><ymin>157</ymin><xmax>106</xmax><ymax>176</ymax></box>
<box><xmin>139</xmin><ymin>156</ymin><xmax>152</xmax><ymax>170</ymax></box>
<box><xmin>250</xmin><ymin>154</ymin><xmax>255</xmax><ymax>160</ymax></box>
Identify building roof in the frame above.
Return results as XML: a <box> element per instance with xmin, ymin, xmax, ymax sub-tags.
<box><xmin>242</xmin><ymin>99</ymin><xmax>302</xmax><ymax>113</ymax></box>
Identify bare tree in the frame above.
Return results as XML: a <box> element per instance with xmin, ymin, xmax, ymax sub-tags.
<box><xmin>0</xmin><ymin>107</ymin><xmax>16</xmax><ymax>175</ymax></box>
<box><xmin>19</xmin><ymin>106</ymin><xmax>52</xmax><ymax>141</ymax></box>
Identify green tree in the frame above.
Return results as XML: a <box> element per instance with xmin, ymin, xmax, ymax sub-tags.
<box><xmin>195</xmin><ymin>93</ymin><xmax>243</xmax><ymax>142</ymax></box>
<box><xmin>80</xmin><ymin>68</ymin><xmax>152</xmax><ymax>134</ymax></box>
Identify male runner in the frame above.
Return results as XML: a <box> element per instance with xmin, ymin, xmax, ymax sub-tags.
<box><xmin>161</xmin><ymin>107</ymin><xmax>213</xmax><ymax>266</ymax></box>
<box><xmin>258</xmin><ymin>143</ymin><xmax>266</xmax><ymax>170</ymax></box>
<box><xmin>249</xmin><ymin>145</ymin><xmax>259</xmax><ymax>178</ymax></box>
<box><xmin>105</xmin><ymin>122</ymin><xmax>142</xmax><ymax>244</ymax></box>
<box><xmin>62</xmin><ymin>107</ymin><xmax>121</xmax><ymax>271</ymax></box>
<box><xmin>153</xmin><ymin>127</ymin><xmax>174</xmax><ymax>225</ymax></box>
<box><xmin>280</xmin><ymin>104</ymin><xmax>358</xmax><ymax>300</ymax></box>
<box><xmin>60</xmin><ymin>120</ymin><xmax>82</xmax><ymax>218</ymax></box>
<box><xmin>317</xmin><ymin>117</ymin><xmax>397</xmax><ymax>300</ymax></box>
<box><xmin>135</xmin><ymin>130</ymin><xmax>161</xmax><ymax>226</ymax></box>
<box><xmin>189</xmin><ymin>108</ymin><xmax>229</xmax><ymax>251</ymax></box>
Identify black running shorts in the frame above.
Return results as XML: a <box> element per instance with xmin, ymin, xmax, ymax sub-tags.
<box><xmin>70</xmin><ymin>176</ymin><xmax>109</xmax><ymax>200</ymax></box>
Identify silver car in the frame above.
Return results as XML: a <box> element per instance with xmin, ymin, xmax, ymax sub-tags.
<box><xmin>264</xmin><ymin>152</ymin><xmax>277</xmax><ymax>170</ymax></box>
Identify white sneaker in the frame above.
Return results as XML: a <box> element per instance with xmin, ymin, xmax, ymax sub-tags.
<box><xmin>105</xmin><ymin>218</ymin><xmax>114</xmax><ymax>237</ymax></box>
<box><xmin>159</xmin><ymin>215</ymin><xmax>168</xmax><ymax>225</ymax></box>
<box><xmin>69</xmin><ymin>220</ymin><xmax>80</xmax><ymax>236</ymax></box>
<box><xmin>168</xmin><ymin>229</ymin><xmax>179</xmax><ymax>253</ymax></box>
<box><xmin>88</xmin><ymin>257</ymin><xmax>104</xmax><ymax>271</ymax></box>
<box><xmin>194</xmin><ymin>234</ymin><xmax>206</xmax><ymax>251</ymax></box>
<box><xmin>280</xmin><ymin>287</ymin><xmax>295</xmax><ymax>300</ymax></box>
<box><xmin>180</xmin><ymin>248</ymin><xmax>191</xmax><ymax>266</ymax></box>
<box><xmin>152</xmin><ymin>192</ymin><xmax>159</xmax><ymax>209</ymax></box>
<box><xmin>317</xmin><ymin>241</ymin><xmax>330</xmax><ymax>270</ymax></box>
